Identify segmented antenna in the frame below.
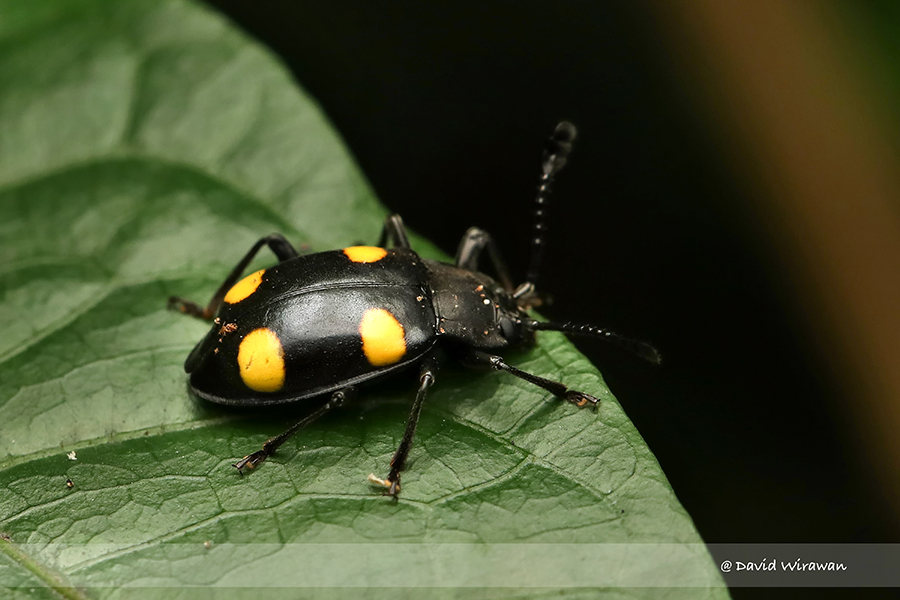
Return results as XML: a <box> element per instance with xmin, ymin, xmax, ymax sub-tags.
<box><xmin>528</xmin><ymin>320</ymin><xmax>662</xmax><ymax>364</ymax></box>
<box><xmin>525</xmin><ymin>121</ymin><xmax>578</xmax><ymax>289</ymax></box>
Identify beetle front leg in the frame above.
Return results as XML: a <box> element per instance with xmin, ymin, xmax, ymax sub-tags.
<box><xmin>234</xmin><ymin>387</ymin><xmax>355</xmax><ymax>474</ymax></box>
<box><xmin>169</xmin><ymin>233</ymin><xmax>300</xmax><ymax>321</ymax></box>
<box><xmin>460</xmin><ymin>349</ymin><xmax>600</xmax><ymax>410</ymax></box>
<box><xmin>368</xmin><ymin>358</ymin><xmax>438</xmax><ymax>496</ymax></box>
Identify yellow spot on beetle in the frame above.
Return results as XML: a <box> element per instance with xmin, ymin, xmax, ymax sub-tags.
<box><xmin>237</xmin><ymin>328</ymin><xmax>286</xmax><ymax>392</ymax></box>
<box><xmin>224</xmin><ymin>269</ymin><xmax>265</xmax><ymax>304</ymax></box>
<box><xmin>359</xmin><ymin>308</ymin><xmax>407</xmax><ymax>366</ymax></box>
<box><xmin>343</xmin><ymin>246</ymin><xmax>388</xmax><ymax>263</ymax></box>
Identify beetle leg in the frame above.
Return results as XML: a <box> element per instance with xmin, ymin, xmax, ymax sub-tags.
<box><xmin>168</xmin><ymin>233</ymin><xmax>300</xmax><ymax>321</ymax></box>
<box><xmin>460</xmin><ymin>349</ymin><xmax>600</xmax><ymax>410</ymax></box>
<box><xmin>376</xmin><ymin>214</ymin><xmax>411</xmax><ymax>249</ymax></box>
<box><xmin>454</xmin><ymin>227</ymin><xmax>515</xmax><ymax>292</ymax></box>
<box><xmin>368</xmin><ymin>357</ymin><xmax>439</xmax><ymax>497</ymax></box>
<box><xmin>233</xmin><ymin>386</ymin><xmax>355</xmax><ymax>474</ymax></box>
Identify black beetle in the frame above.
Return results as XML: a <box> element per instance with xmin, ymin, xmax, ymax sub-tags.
<box><xmin>169</xmin><ymin>122</ymin><xmax>659</xmax><ymax>496</ymax></box>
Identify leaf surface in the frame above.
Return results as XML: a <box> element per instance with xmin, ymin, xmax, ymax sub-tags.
<box><xmin>0</xmin><ymin>1</ymin><xmax>727</xmax><ymax>597</ymax></box>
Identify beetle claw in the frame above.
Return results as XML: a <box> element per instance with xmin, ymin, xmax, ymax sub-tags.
<box><xmin>367</xmin><ymin>473</ymin><xmax>401</xmax><ymax>497</ymax></box>
<box><xmin>367</xmin><ymin>473</ymin><xmax>387</xmax><ymax>486</ymax></box>
<box><xmin>565</xmin><ymin>390</ymin><xmax>600</xmax><ymax>410</ymax></box>
<box><xmin>234</xmin><ymin>450</ymin><xmax>268</xmax><ymax>474</ymax></box>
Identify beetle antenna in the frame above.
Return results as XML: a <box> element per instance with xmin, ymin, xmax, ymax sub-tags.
<box><xmin>524</xmin><ymin>121</ymin><xmax>577</xmax><ymax>290</ymax></box>
<box><xmin>527</xmin><ymin>320</ymin><xmax>662</xmax><ymax>365</ymax></box>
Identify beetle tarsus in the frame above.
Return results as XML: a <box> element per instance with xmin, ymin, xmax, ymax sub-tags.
<box><xmin>367</xmin><ymin>473</ymin><xmax>401</xmax><ymax>496</ymax></box>
<box><xmin>234</xmin><ymin>450</ymin><xmax>268</xmax><ymax>473</ymax></box>
<box><xmin>167</xmin><ymin>296</ymin><xmax>212</xmax><ymax>321</ymax></box>
<box><xmin>231</xmin><ymin>395</ymin><xmax>346</xmax><ymax>477</ymax></box>
<box><xmin>565</xmin><ymin>390</ymin><xmax>600</xmax><ymax>410</ymax></box>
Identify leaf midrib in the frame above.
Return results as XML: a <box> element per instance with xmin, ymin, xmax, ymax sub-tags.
<box><xmin>0</xmin><ymin>536</ymin><xmax>90</xmax><ymax>600</ymax></box>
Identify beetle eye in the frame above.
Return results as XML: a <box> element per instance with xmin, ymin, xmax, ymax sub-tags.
<box><xmin>499</xmin><ymin>316</ymin><xmax>517</xmax><ymax>341</ymax></box>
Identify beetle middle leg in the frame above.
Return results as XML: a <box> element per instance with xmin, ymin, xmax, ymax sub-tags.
<box><xmin>376</xmin><ymin>214</ymin><xmax>411</xmax><ymax>249</ymax></box>
<box><xmin>234</xmin><ymin>386</ymin><xmax>356</xmax><ymax>473</ymax></box>
<box><xmin>460</xmin><ymin>349</ymin><xmax>600</xmax><ymax>410</ymax></box>
<box><xmin>168</xmin><ymin>233</ymin><xmax>299</xmax><ymax>321</ymax></box>
<box><xmin>368</xmin><ymin>357</ymin><xmax>439</xmax><ymax>496</ymax></box>
<box><xmin>454</xmin><ymin>227</ymin><xmax>515</xmax><ymax>292</ymax></box>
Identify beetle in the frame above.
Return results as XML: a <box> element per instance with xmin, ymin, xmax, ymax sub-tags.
<box><xmin>169</xmin><ymin>122</ymin><xmax>659</xmax><ymax>496</ymax></box>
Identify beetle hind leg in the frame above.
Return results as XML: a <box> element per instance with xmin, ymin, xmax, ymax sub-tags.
<box><xmin>169</xmin><ymin>233</ymin><xmax>300</xmax><ymax>322</ymax></box>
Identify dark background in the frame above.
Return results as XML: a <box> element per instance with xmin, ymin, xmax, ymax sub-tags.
<box><xmin>205</xmin><ymin>1</ymin><xmax>898</xmax><ymax>596</ymax></box>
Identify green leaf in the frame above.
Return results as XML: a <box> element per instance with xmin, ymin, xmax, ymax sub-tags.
<box><xmin>0</xmin><ymin>1</ymin><xmax>728</xmax><ymax>597</ymax></box>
